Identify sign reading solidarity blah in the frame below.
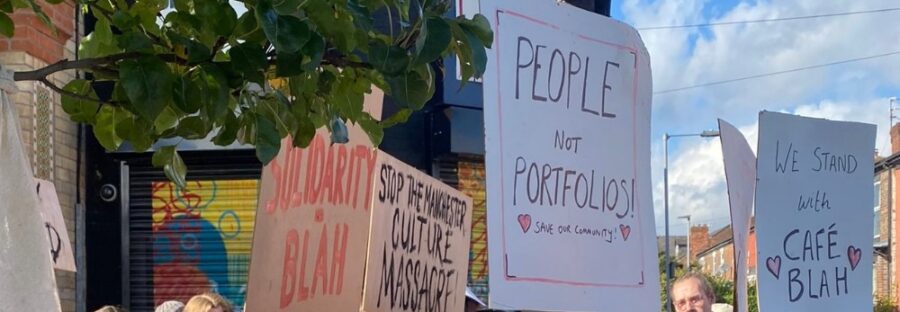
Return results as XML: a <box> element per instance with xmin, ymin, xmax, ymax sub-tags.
<box><xmin>755</xmin><ymin>112</ymin><xmax>875</xmax><ymax>310</ymax></box>
<box><xmin>482</xmin><ymin>0</ymin><xmax>658</xmax><ymax>310</ymax></box>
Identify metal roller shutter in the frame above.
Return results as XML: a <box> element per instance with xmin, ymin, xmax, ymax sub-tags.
<box><xmin>127</xmin><ymin>162</ymin><xmax>260</xmax><ymax>311</ymax></box>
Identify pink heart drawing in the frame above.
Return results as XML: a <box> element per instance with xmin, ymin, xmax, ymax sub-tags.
<box><xmin>620</xmin><ymin>224</ymin><xmax>632</xmax><ymax>241</ymax></box>
<box><xmin>848</xmin><ymin>245</ymin><xmax>861</xmax><ymax>271</ymax></box>
<box><xmin>766</xmin><ymin>256</ymin><xmax>782</xmax><ymax>279</ymax></box>
<box><xmin>517</xmin><ymin>214</ymin><xmax>532</xmax><ymax>233</ymax></box>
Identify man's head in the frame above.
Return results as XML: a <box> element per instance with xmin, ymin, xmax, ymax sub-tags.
<box><xmin>670</xmin><ymin>272</ymin><xmax>715</xmax><ymax>312</ymax></box>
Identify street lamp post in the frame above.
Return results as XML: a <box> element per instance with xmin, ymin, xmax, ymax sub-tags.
<box><xmin>663</xmin><ymin>130</ymin><xmax>719</xmax><ymax>312</ymax></box>
<box><xmin>678</xmin><ymin>215</ymin><xmax>692</xmax><ymax>271</ymax></box>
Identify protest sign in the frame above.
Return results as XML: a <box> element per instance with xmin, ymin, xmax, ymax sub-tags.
<box><xmin>755</xmin><ymin>111</ymin><xmax>875</xmax><ymax>310</ymax></box>
<box><xmin>717</xmin><ymin>119</ymin><xmax>755</xmax><ymax>312</ymax></box>
<box><xmin>245</xmin><ymin>89</ymin><xmax>383</xmax><ymax>311</ymax></box>
<box><xmin>0</xmin><ymin>91</ymin><xmax>61</xmax><ymax>311</ymax></box>
<box><xmin>481</xmin><ymin>0</ymin><xmax>658</xmax><ymax>310</ymax></box>
<box><xmin>361</xmin><ymin>153</ymin><xmax>473</xmax><ymax>312</ymax></box>
<box><xmin>34</xmin><ymin>178</ymin><xmax>77</xmax><ymax>272</ymax></box>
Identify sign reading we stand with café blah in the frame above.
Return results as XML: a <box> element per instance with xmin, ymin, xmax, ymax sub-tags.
<box><xmin>482</xmin><ymin>0</ymin><xmax>658</xmax><ymax>310</ymax></box>
<box><xmin>245</xmin><ymin>90</ymin><xmax>383</xmax><ymax>311</ymax></box>
<box><xmin>361</xmin><ymin>153</ymin><xmax>473</xmax><ymax>312</ymax></box>
<box><xmin>718</xmin><ymin>119</ymin><xmax>756</xmax><ymax>312</ymax></box>
<box><xmin>755</xmin><ymin>112</ymin><xmax>875</xmax><ymax>311</ymax></box>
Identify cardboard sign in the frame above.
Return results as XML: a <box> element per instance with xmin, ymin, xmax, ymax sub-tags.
<box><xmin>0</xmin><ymin>92</ymin><xmax>61</xmax><ymax>311</ymax></box>
<box><xmin>245</xmin><ymin>89</ymin><xmax>383</xmax><ymax>311</ymax></box>
<box><xmin>717</xmin><ymin>119</ymin><xmax>755</xmax><ymax>312</ymax></box>
<box><xmin>481</xmin><ymin>0</ymin><xmax>658</xmax><ymax>310</ymax></box>
<box><xmin>755</xmin><ymin>112</ymin><xmax>875</xmax><ymax>310</ymax></box>
<box><xmin>34</xmin><ymin>178</ymin><xmax>76</xmax><ymax>272</ymax></box>
<box><xmin>361</xmin><ymin>153</ymin><xmax>473</xmax><ymax>312</ymax></box>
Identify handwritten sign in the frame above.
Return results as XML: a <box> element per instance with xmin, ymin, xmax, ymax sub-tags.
<box><xmin>361</xmin><ymin>153</ymin><xmax>473</xmax><ymax>312</ymax></box>
<box><xmin>34</xmin><ymin>179</ymin><xmax>76</xmax><ymax>272</ymax></box>
<box><xmin>245</xmin><ymin>89</ymin><xmax>383</xmax><ymax>311</ymax></box>
<box><xmin>481</xmin><ymin>0</ymin><xmax>658</xmax><ymax>310</ymax></box>
<box><xmin>755</xmin><ymin>112</ymin><xmax>875</xmax><ymax>310</ymax></box>
<box><xmin>717</xmin><ymin>119</ymin><xmax>755</xmax><ymax>312</ymax></box>
<box><xmin>0</xmin><ymin>92</ymin><xmax>61</xmax><ymax>311</ymax></box>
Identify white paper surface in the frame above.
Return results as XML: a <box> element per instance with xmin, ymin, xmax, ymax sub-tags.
<box><xmin>718</xmin><ymin>119</ymin><xmax>756</xmax><ymax>312</ymax></box>
<box><xmin>755</xmin><ymin>111</ymin><xmax>875</xmax><ymax>311</ymax></box>
<box><xmin>482</xmin><ymin>0</ymin><xmax>658</xmax><ymax>310</ymax></box>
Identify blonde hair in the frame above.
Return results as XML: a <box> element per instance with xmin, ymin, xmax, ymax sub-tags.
<box><xmin>95</xmin><ymin>306</ymin><xmax>126</xmax><ymax>312</ymax></box>
<box><xmin>183</xmin><ymin>293</ymin><xmax>233</xmax><ymax>312</ymax></box>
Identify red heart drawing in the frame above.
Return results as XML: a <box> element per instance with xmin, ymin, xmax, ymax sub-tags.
<box><xmin>517</xmin><ymin>214</ymin><xmax>532</xmax><ymax>233</ymax></box>
<box><xmin>848</xmin><ymin>245</ymin><xmax>861</xmax><ymax>270</ymax></box>
<box><xmin>766</xmin><ymin>256</ymin><xmax>782</xmax><ymax>279</ymax></box>
<box><xmin>620</xmin><ymin>224</ymin><xmax>631</xmax><ymax>241</ymax></box>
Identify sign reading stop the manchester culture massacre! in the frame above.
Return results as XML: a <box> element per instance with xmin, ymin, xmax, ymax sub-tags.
<box><xmin>245</xmin><ymin>90</ymin><xmax>383</xmax><ymax>311</ymax></box>
<box><xmin>481</xmin><ymin>0</ymin><xmax>658</xmax><ymax>310</ymax></box>
<box><xmin>34</xmin><ymin>178</ymin><xmax>76</xmax><ymax>272</ymax></box>
<box><xmin>755</xmin><ymin>112</ymin><xmax>875</xmax><ymax>311</ymax></box>
<box><xmin>361</xmin><ymin>153</ymin><xmax>473</xmax><ymax>312</ymax></box>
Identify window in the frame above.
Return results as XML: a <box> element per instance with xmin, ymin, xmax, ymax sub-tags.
<box><xmin>874</xmin><ymin>179</ymin><xmax>881</xmax><ymax>239</ymax></box>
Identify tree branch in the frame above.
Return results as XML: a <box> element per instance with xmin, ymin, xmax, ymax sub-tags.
<box><xmin>38</xmin><ymin>78</ymin><xmax>114</xmax><ymax>105</ymax></box>
<box><xmin>13</xmin><ymin>52</ymin><xmax>187</xmax><ymax>82</ymax></box>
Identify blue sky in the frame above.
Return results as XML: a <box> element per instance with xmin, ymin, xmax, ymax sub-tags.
<box><xmin>607</xmin><ymin>0</ymin><xmax>900</xmax><ymax>234</ymax></box>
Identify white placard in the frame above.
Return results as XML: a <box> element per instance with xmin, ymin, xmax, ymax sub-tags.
<box><xmin>755</xmin><ymin>111</ymin><xmax>875</xmax><ymax>311</ymax></box>
<box><xmin>482</xmin><ymin>0</ymin><xmax>658</xmax><ymax>310</ymax></box>
<box><xmin>34</xmin><ymin>179</ymin><xmax>77</xmax><ymax>272</ymax></box>
<box><xmin>718</xmin><ymin>119</ymin><xmax>755</xmax><ymax>312</ymax></box>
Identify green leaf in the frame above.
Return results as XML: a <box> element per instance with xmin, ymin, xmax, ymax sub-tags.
<box><xmin>111</xmin><ymin>10</ymin><xmax>138</xmax><ymax>29</ymax></box>
<box><xmin>80</xmin><ymin>18</ymin><xmax>120</xmax><ymax>58</ymax></box>
<box><xmin>0</xmin><ymin>1</ymin><xmax>13</xmax><ymax>13</ymax></box>
<box><xmin>235</xmin><ymin>10</ymin><xmax>267</xmax><ymax>43</ymax></box>
<box><xmin>117</xmin><ymin>114</ymin><xmax>154</xmax><ymax>152</ymax></box>
<box><xmin>229</xmin><ymin>42</ymin><xmax>267</xmax><ymax>77</ymax></box>
<box><xmin>413</xmin><ymin>16</ymin><xmax>451</xmax><ymax>65</ymax></box>
<box><xmin>60</xmin><ymin>79</ymin><xmax>99</xmax><ymax>123</ymax></box>
<box><xmin>152</xmin><ymin>146</ymin><xmax>187</xmax><ymax>189</ymax></box>
<box><xmin>357</xmin><ymin>113</ymin><xmax>383</xmax><ymax>146</ymax></box>
<box><xmin>292</xmin><ymin>113</ymin><xmax>316</xmax><ymax>147</ymax></box>
<box><xmin>119</xmin><ymin>57</ymin><xmax>174</xmax><ymax>121</ymax></box>
<box><xmin>196</xmin><ymin>0</ymin><xmax>238</xmax><ymax>37</ymax></box>
<box><xmin>116</xmin><ymin>31</ymin><xmax>154</xmax><ymax>53</ymax></box>
<box><xmin>0</xmin><ymin>12</ymin><xmax>13</xmax><ymax>37</ymax></box>
<box><xmin>369</xmin><ymin>40</ymin><xmax>409</xmax><ymax>75</ymax></box>
<box><xmin>464</xmin><ymin>30</ymin><xmax>487</xmax><ymax>79</ymax></box>
<box><xmin>175</xmin><ymin>116</ymin><xmax>210</xmax><ymax>139</ymax></box>
<box><xmin>172</xmin><ymin>76</ymin><xmax>200</xmax><ymax>114</ymax></box>
<box><xmin>256</xmin><ymin>0</ymin><xmax>311</xmax><ymax>53</ymax></box>
<box><xmin>154</xmin><ymin>107</ymin><xmax>180</xmax><ymax>134</ymax></box>
<box><xmin>255</xmin><ymin>113</ymin><xmax>281</xmax><ymax>165</ymax></box>
<box><xmin>386</xmin><ymin>64</ymin><xmax>434</xmax><ymax>109</ymax></box>
<box><xmin>193</xmin><ymin>64</ymin><xmax>231</xmax><ymax>121</ymax></box>
<box><xmin>381</xmin><ymin>107</ymin><xmax>412</xmax><ymax>128</ymax></box>
<box><xmin>459</xmin><ymin>14</ymin><xmax>493</xmax><ymax>48</ymax></box>
<box><xmin>301</xmin><ymin>33</ymin><xmax>325</xmax><ymax>71</ymax></box>
<box><xmin>276</xmin><ymin>50</ymin><xmax>304</xmax><ymax>77</ymax></box>
<box><xmin>167</xmin><ymin>31</ymin><xmax>211</xmax><ymax>64</ymax></box>
<box><xmin>274</xmin><ymin>0</ymin><xmax>304</xmax><ymax>14</ymax></box>
<box><xmin>92</xmin><ymin>105</ymin><xmax>125</xmax><ymax>151</ymax></box>
<box><xmin>213</xmin><ymin>112</ymin><xmax>240</xmax><ymax>146</ymax></box>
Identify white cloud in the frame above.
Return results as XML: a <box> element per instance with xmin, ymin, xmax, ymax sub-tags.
<box><xmin>626</xmin><ymin>0</ymin><xmax>900</xmax><ymax>238</ymax></box>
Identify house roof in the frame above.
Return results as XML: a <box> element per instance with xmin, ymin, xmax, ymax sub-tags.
<box><xmin>696</xmin><ymin>217</ymin><xmax>756</xmax><ymax>258</ymax></box>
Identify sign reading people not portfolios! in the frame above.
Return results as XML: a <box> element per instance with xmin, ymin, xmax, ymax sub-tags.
<box><xmin>755</xmin><ymin>112</ymin><xmax>875</xmax><ymax>311</ymax></box>
<box><xmin>481</xmin><ymin>0</ymin><xmax>658</xmax><ymax>310</ymax></box>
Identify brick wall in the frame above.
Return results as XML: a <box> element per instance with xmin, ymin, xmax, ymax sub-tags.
<box><xmin>690</xmin><ymin>225</ymin><xmax>710</xmax><ymax>262</ymax></box>
<box><xmin>0</xmin><ymin>1</ymin><xmax>79</xmax><ymax>311</ymax></box>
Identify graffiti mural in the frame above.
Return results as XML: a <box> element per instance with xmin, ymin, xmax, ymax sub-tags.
<box><xmin>151</xmin><ymin>179</ymin><xmax>258</xmax><ymax>308</ymax></box>
<box><xmin>458</xmin><ymin>161</ymin><xmax>488</xmax><ymax>300</ymax></box>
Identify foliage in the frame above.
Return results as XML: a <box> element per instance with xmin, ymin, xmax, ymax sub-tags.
<box><xmin>875</xmin><ymin>296</ymin><xmax>897</xmax><ymax>312</ymax></box>
<box><xmin>9</xmin><ymin>0</ymin><xmax>492</xmax><ymax>187</ymax></box>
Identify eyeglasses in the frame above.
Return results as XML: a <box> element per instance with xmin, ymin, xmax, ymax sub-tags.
<box><xmin>674</xmin><ymin>295</ymin><xmax>706</xmax><ymax>310</ymax></box>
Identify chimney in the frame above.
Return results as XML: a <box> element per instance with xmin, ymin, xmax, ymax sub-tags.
<box><xmin>690</xmin><ymin>225</ymin><xmax>710</xmax><ymax>261</ymax></box>
<box><xmin>891</xmin><ymin>123</ymin><xmax>900</xmax><ymax>154</ymax></box>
